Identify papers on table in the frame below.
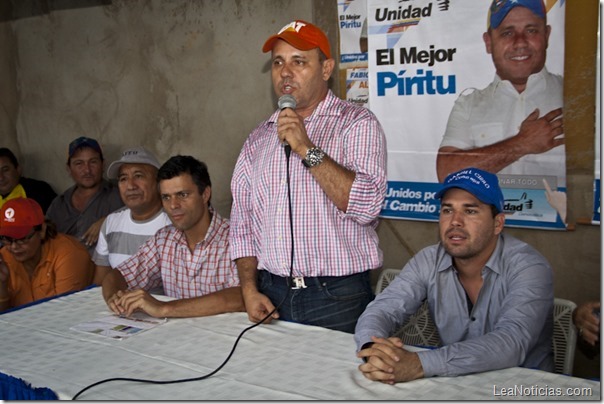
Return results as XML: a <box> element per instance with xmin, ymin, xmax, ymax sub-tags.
<box><xmin>70</xmin><ymin>312</ymin><xmax>167</xmax><ymax>339</ymax></box>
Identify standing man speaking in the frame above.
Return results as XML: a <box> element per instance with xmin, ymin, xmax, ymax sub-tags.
<box><xmin>230</xmin><ymin>20</ymin><xmax>387</xmax><ymax>333</ymax></box>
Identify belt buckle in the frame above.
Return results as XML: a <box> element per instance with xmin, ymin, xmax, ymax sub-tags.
<box><xmin>291</xmin><ymin>276</ymin><xmax>307</xmax><ymax>289</ymax></box>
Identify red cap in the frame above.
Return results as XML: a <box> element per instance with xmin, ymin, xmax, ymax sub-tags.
<box><xmin>0</xmin><ymin>198</ymin><xmax>44</xmax><ymax>239</ymax></box>
<box><xmin>262</xmin><ymin>20</ymin><xmax>331</xmax><ymax>59</ymax></box>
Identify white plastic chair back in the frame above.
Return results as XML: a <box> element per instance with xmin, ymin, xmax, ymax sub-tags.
<box><xmin>552</xmin><ymin>297</ymin><xmax>578</xmax><ymax>375</ymax></box>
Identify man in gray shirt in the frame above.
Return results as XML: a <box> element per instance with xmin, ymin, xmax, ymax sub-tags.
<box><xmin>355</xmin><ymin>167</ymin><xmax>553</xmax><ymax>383</ymax></box>
<box><xmin>46</xmin><ymin>137</ymin><xmax>123</xmax><ymax>255</ymax></box>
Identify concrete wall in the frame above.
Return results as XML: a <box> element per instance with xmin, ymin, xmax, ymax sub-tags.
<box><xmin>0</xmin><ymin>1</ymin><xmax>18</xmax><ymax>154</ymax></box>
<box><xmin>4</xmin><ymin>0</ymin><xmax>313</xmax><ymax>216</ymax></box>
<box><xmin>1</xmin><ymin>0</ymin><xmax>600</xmax><ymax>378</ymax></box>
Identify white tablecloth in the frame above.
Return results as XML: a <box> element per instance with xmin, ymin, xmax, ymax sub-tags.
<box><xmin>0</xmin><ymin>288</ymin><xmax>600</xmax><ymax>400</ymax></box>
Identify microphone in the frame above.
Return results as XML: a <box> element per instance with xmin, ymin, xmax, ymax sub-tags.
<box><xmin>278</xmin><ymin>94</ymin><xmax>297</xmax><ymax>110</ymax></box>
<box><xmin>277</xmin><ymin>95</ymin><xmax>296</xmax><ymax>158</ymax></box>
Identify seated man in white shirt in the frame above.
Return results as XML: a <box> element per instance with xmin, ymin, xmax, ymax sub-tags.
<box><xmin>355</xmin><ymin>167</ymin><xmax>554</xmax><ymax>383</ymax></box>
<box><xmin>92</xmin><ymin>146</ymin><xmax>171</xmax><ymax>285</ymax></box>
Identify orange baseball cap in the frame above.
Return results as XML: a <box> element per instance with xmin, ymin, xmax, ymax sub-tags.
<box><xmin>262</xmin><ymin>20</ymin><xmax>331</xmax><ymax>59</ymax></box>
<box><xmin>0</xmin><ymin>198</ymin><xmax>44</xmax><ymax>239</ymax></box>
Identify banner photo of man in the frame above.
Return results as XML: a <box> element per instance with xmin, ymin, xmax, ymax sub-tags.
<box><xmin>368</xmin><ymin>0</ymin><xmax>566</xmax><ymax>229</ymax></box>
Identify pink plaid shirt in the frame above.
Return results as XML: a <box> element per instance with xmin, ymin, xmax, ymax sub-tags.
<box><xmin>117</xmin><ymin>208</ymin><xmax>239</xmax><ymax>298</ymax></box>
<box><xmin>230</xmin><ymin>90</ymin><xmax>387</xmax><ymax>277</ymax></box>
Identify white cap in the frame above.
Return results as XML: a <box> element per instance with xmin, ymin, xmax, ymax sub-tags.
<box><xmin>107</xmin><ymin>146</ymin><xmax>161</xmax><ymax>179</ymax></box>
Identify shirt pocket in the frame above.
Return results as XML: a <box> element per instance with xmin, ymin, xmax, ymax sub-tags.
<box><xmin>33</xmin><ymin>269</ymin><xmax>56</xmax><ymax>300</ymax></box>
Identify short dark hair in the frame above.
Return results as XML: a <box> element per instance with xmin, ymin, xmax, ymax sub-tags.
<box><xmin>490</xmin><ymin>204</ymin><xmax>500</xmax><ymax>218</ymax></box>
<box><xmin>157</xmin><ymin>155</ymin><xmax>212</xmax><ymax>203</ymax></box>
<box><xmin>318</xmin><ymin>49</ymin><xmax>328</xmax><ymax>63</ymax></box>
<box><xmin>0</xmin><ymin>148</ymin><xmax>19</xmax><ymax>168</ymax></box>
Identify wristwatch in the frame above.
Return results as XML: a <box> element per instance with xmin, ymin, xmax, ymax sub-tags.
<box><xmin>302</xmin><ymin>147</ymin><xmax>325</xmax><ymax>168</ymax></box>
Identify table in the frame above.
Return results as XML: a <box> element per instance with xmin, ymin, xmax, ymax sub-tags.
<box><xmin>0</xmin><ymin>288</ymin><xmax>600</xmax><ymax>400</ymax></box>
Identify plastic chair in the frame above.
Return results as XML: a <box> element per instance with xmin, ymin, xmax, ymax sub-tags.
<box><xmin>552</xmin><ymin>297</ymin><xmax>578</xmax><ymax>375</ymax></box>
<box><xmin>374</xmin><ymin>269</ymin><xmax>441</xmax><ymax>347</ymax></box>
<box><xmin>374</xmin><ymin>268</ymin><xmax>402</xmax><ymax>294</ymax></box>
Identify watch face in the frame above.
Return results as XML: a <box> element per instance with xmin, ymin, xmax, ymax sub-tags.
<box><xmin>303</xmin><ymin>147</ymin><xmax>325</xmax><ymax>168</ymax></box>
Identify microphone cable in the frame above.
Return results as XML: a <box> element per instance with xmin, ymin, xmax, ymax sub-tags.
<box><xmin>73</xmin><ymin>141</ymin><xmax>297</xmax><ymax>400</ymax></box>
<box><xmin>283</xmin><ymin>144</ymin><xmax>297</xmax><ymax>285</ymax></box>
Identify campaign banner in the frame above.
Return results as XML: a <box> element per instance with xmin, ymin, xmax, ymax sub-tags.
<box><xmin>337</xmin><ymin>0</ymin><xmax>369</xmax><ymax>68</ymax></box>
<box><xmin>593</xmin><ymin>179</ymin><xmax>601</xmax><ymax>224</ymax></box>
<box><xmin>368</xmin><ymin>0</ymin><xmax>567</xmax><ymax>229</ymax></box>
<box><xmin>346</xmin><ymin>68</ymin><xmax>370</xmax><ymax>108</ymax></box>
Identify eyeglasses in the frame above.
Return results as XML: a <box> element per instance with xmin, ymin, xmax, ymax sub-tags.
<box><xmin>0</xmin><ymin>230</ymin><xmax>38</xmax><ymax>246</ymax></box>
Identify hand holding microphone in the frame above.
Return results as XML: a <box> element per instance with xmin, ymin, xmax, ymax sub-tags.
<box><xmin>277</xmin><ymin>94</ymin><xmax>315</xmax><ymax>161</ymax></box>
<box><xmin>278</xmin><ymin>95</ymin><xmax>296</xmax><ymax>156</ymax></box>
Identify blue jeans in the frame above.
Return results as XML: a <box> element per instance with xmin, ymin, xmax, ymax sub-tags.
<box><xmin>258</xmin><ymin>270</ymin><xmax>374</xmax><ymax>333</ymax></box>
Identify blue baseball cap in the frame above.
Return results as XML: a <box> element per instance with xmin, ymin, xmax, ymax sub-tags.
<box><xmin>68</xmin><ymin>136</ymin><xmax>103</xmax><ymax>160</ymax></box>
<box><xmin>488</xmin><ymin>0</ymin><xmax>546</xmax><ymax>30</ymax></box>
<box><xmin>435</xmin><ymin>168</ymin><xmax>504</xmax><ymax>213</ymax></box>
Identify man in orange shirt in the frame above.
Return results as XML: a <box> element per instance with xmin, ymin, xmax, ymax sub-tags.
<box><xmin>0</xmin><ymin>198</ymin><xmax>93</xmax><ymax>311</ymax></box>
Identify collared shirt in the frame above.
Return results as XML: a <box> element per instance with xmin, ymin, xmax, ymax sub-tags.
<box><xmin>440</xmin><ymin>68</ymin><xmax>565</xmax><ymax>186</ymax></box>
<box><xmin>0</xmin><ymin>184</ymin><xmax>27</xmax><ymax>209</ymax></box>
<box><xmin>354</xmin><ymin>234</ymin><xmax>554</xmax><ymax>377</ymax></box>
<box><xmin>1</xmin><ymin>233</ymin><xmax>94</xmax><ymax>308</ymax></box>
<box><xmin>92</xmin><ymin>207</ymin><xmax>172</xmax><ymax>269</ymax></box>
<box><xmin>46</xmin><ymin>180</ymin><xmax>124</xmax><ymax>254</ymax></box>
<box><xmin>230</xmin><ymin>90</ymin><xmax>387</xmax><ymax>277</ymax></box>
<box><xmin>116</xmin><ymin>208</ymin><xmax>239</xmax><ymax>298</ymax></box>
